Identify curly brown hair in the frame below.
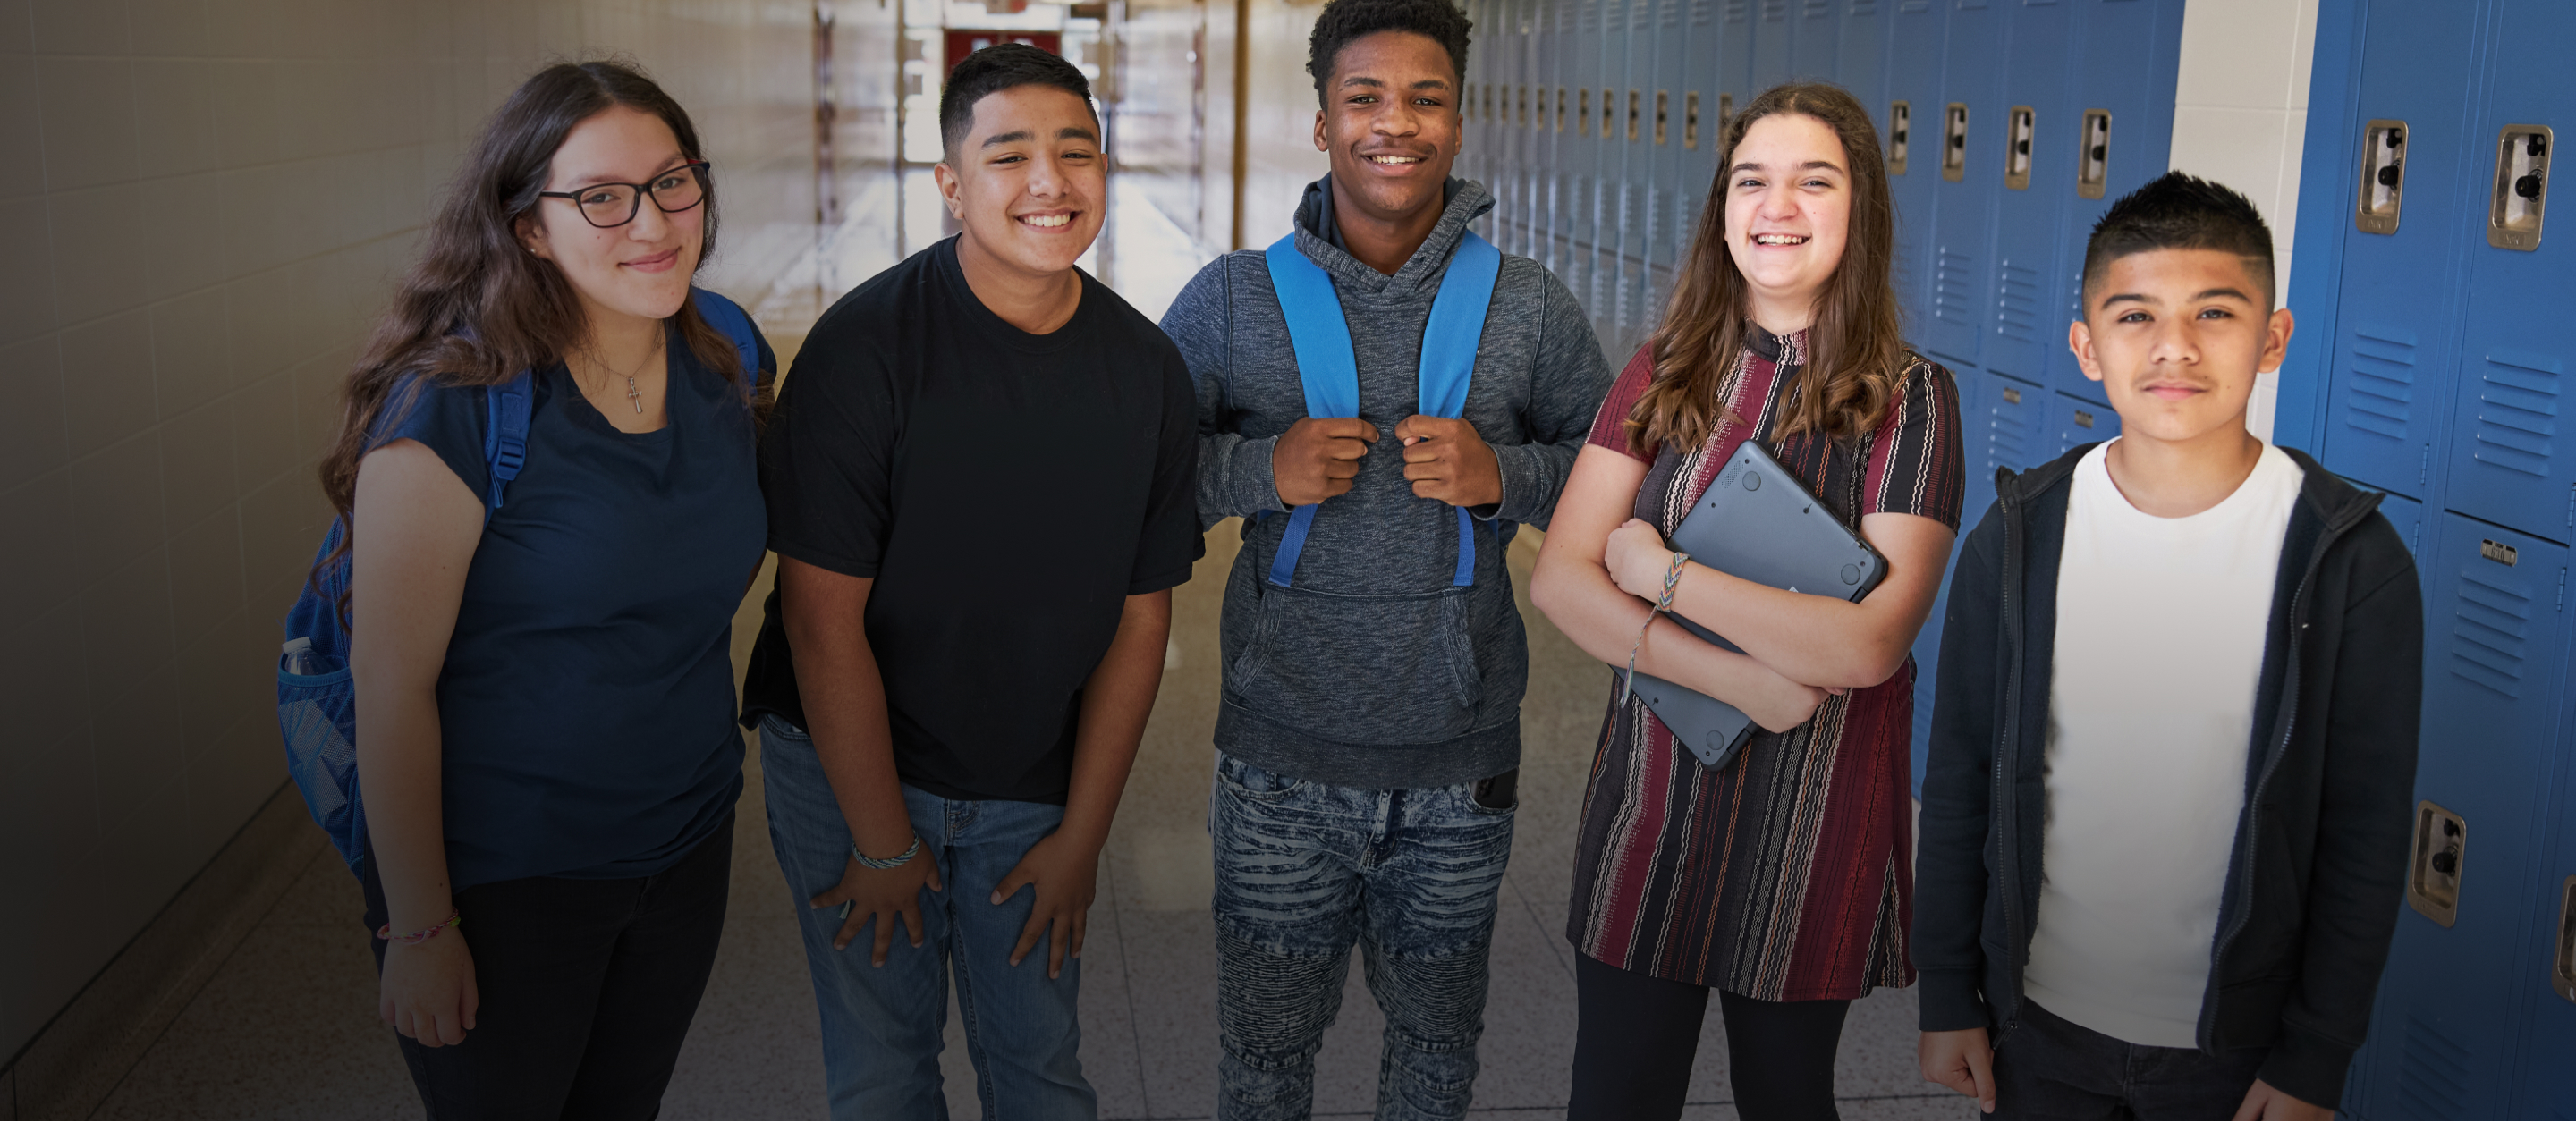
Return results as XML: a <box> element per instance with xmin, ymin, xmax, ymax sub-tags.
<box><xmin>1626</xmin><ymin>82</ymin><xmax>1908</xmax><ymax>456</ymax></box>
<box><xmin>309</xmin><ymin>61</ymin><xmax>756</xmax><ymax>618</ymax></box>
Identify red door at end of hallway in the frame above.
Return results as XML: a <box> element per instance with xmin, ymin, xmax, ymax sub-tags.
<box><xmin>945</xmin><ymin>31</ymin><xmax>1063</xmax><ymax>75</ymax></box>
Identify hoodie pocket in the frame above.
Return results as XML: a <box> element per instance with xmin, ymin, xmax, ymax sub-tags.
<box><xmin>1226</xmin><ymin>581</ymin><xmax>1484</xmax><ymax>745</ymax></box>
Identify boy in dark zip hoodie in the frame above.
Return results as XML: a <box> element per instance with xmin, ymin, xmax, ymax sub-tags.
<box><xmin>1158</xmin><ymin>0</ymin><xmax>1610</xmax><ymax>1115</ymax></box>
<box><xmin>1913</xmin><ymin>173</ymin><xmax>2421</xmax><ymax>1120</ymax></box>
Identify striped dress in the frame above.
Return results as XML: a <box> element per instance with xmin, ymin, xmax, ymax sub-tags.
<box><xmin>1567</xmin><ymin>325</ymin><xmax>1964</xmax><ymax>1001</ymax></box>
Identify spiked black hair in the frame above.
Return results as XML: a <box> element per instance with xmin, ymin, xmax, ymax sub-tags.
<box><xmin>939</xmin><ymin>42</ymin><xmax>1098</xmax><ymax>159</ymax></box>
<box><xmin>2082</xmin><ymin>171</ymin><xmax>2277</xmax><ymax>310</ymax></box>
<box><xmin>1306</xmin><ymin>0</ymin><xmax>1473</xmax><ymax>108</ymax></box>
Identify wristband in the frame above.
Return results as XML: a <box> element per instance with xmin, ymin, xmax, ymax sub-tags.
<box><xmin>377</xmin><ymin>909</ymin><xmax>462</xmax><ymax>946</ymax></box>
<box><xmin>852</xmin><ymin>835</ymin><xmax>922</xmax><ymax>871</ymax></box>
<box><xmin>1619</xmin><ymin>550</ymin><xmax>1690</xmax><ymax>706</ymax></box>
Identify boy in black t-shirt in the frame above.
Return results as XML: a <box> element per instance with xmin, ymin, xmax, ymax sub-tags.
<box><xmin>740</xmin><ymin>45</ymin><xmax>1199</xmax><ymax>1119</ymax></box>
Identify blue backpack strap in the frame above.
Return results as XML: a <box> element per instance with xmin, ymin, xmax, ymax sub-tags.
<box><xmin>1262</xmin><ymin>233</ymin><xmax>1363</xmax><ymax>587</ymax></box>
<box><xmin>691</xmin><ymin>287</ymin><xmax>763</xmax><ymax>385</ymax></box>
<box><xmin>1419</xmin><ymin>232</ymin><xmax>1504</xmax><ymax>587</ymax></box>
<box><xmin>481</xmin><ymin>367</ymin><xmax>534</xmax><ymax>518</ymax></box>
<box><xmin>1262</xmin><ymin>232</ymin><xmax>1501</xmax><ymax>588</ymax></box>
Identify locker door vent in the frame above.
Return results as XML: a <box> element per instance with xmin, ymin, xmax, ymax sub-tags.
<box><xmin>2448</xmin><ymin>566</ymin><xmax>2536</xmax><ymax>698</ymax></box>
<box><xmin>2488</xmin><ymin>125</ymin><xmax>2550</xmax><ymax>251</ymax></box>
<box><xmin>1848</xmin><ymin>0</ymin><xmax>1879</xmax><ymax>14</ymax></box>
<box><xmin>1995</xmin><ymin>261</ymin><xmax>2041</xmax><ymax>343</ymax></box>
<box><xmin>1935</xmin><ymin>250</ymin><xmax>1979</xmax><ymax>325</ymax></box>
<box><xmin>2342</xmin><ymin>325</ymin><xmax>2420</xmax><ymax>440</ymax></box>
<box><xmin>1761</xmin><ymin>0</ymin><xmax>1787</xmax><ymax>19</ymax></box>
<box><xmin>1690</xmin><ymin>0</ymin><xmax>1713</xmax><ymax>24</ymax></box>
<box><xmin>1725</xmin><ymin>0</ymin><xmax>1751</xmax><ymax>23</ymax></box>
<box><xmin>1982</xmin><ymin>388</ymin><xmax>2034</xmax><ymax>475</ymax></box>
<box><xmin>2394</xmin><ymin>1015</ymin><xmax>2472</xmax><ymax>1119</ymax></box>
<box><xmin>1898</xmin><ymin>0</ymin><xmax>1930</xmax><ymax>11</ymax></box>
<box><xmin>2469</xmin><ymin>350</ymin><xmax>2561</xmax><ymax>479</ymax></box>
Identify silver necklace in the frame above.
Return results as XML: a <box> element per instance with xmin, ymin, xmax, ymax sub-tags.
<box><xmin>579</xmin><ymin>334</ymin><xmax>665</xmax><ymax>414</ymax></box>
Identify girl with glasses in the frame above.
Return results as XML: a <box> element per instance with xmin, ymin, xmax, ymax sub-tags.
<box><xmin>314</xmin><ymin>61</ymin><xmax>773</xmax><ymax>1118</ymax></box>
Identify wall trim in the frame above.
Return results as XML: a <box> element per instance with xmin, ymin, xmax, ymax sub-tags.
<box><xmin>1</xmin><ymin>783</ymin><xmax>322</xmax><ymax>1120</ymax></box>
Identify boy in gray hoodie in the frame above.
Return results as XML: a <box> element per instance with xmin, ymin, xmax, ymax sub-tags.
<box><xmin>1159</xmin><ymin>0</ymin><xmax>1610</xmax><ymax>1115</ymax></box>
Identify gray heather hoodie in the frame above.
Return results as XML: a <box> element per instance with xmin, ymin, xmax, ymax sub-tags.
<box><xmin>1161</xmin><ymin>177</ymin><xmax>1612</xmax><ymax>789</ymax></box>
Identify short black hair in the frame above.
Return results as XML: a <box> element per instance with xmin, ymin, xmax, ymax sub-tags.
<box><xmin>939</xmin><ymin>43</ymin><xmax>1098</xmax><ymax>159</ymax></box>
<box><xmin>2082</xmin><ymin>171</ymin><xmax>2276</xmax><ymax>311</ymax></box>
<box><xmin>1307</xmin><ymin>0</ymin><xmax>1472</xmax><ymax>108</ymax></box>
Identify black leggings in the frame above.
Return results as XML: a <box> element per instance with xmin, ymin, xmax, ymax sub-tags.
<box><xmin>361</xmin><ymin>815</ymin><xmax>733</xmax><ymax>1119</ymax></box>
<box><xmin>1568</xmin><ymin>952</ymin><xmax>1852</xmax><ymax>1120</ymax></box>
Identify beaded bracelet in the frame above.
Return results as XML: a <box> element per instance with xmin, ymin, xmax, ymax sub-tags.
<box><xmin>852</xmin><ymin>835</ymin><xmax>923</xmax><ymax>871</ymax></box>
<box><xmin>377</xmin><ymin>909</ymin><xmax>462</xmax><ymax>946</ymax></box>
<box><xmin>1619</xmin><ymin>550</ymin><xmax>1690</xmax><ymax>705</ymax></box>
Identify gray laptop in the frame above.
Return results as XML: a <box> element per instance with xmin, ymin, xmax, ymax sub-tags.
<box><xmin>1627</xmin><ymin>441</ymin><xmax>1889</xmax><ymax>770</ymax></box>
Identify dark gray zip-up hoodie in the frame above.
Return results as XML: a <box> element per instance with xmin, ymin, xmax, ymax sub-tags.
<box><xmin>1161</xmin><ymin>178</ymin><xmax>1612</xmax><ymax>789</ymax></box>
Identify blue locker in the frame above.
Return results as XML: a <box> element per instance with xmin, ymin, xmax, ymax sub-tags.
<box><xmin>2440</xmin><ymin>0</ymin><xmax>2572</xmax><ymax>544</ymax></box>
<box><xmin>2351</xmin><ymin>512</ymin><xmax>2570</xmax><ymax>1120</ymax></box>
<box><xmin>1790</xmin><ymin>0</ymin><xmax>1835</xmax><ymax>83</ymax></box>
<box><xmin>2518</xmin><ymin>710</ymin><xmax>2576</xmax><ymax>1119</ymax></box>
<box><xmin>2043</xmin><ymin>0</ymin><xmax>2185</xmax><ymax>407</ymax></box>
<box><xmin>1609</xmin><ymin>0</ymin><xmax>1660</xmax><ymax>359</ymax></box>
<box><xmin>2374</xmin><ymin>489</ymin><xmax>2425</xmax><ymax>557</ymax></box>
<box><xmin>1639</xmin><ymin>0</ymin><xmax>1691</xmax><ymax>340</ymax></box>
<box><xmin>1920</xmin><ymin>0</ymin><xmax>2004</xmax><ymax>368</ymax></box>
<box><xmin>1539</xmin><ymin>0</ymin><xmax>1571</xmax><ymax>277</ymax></box>
<box><xmin>1835</xmin><ymin>0</ymin><xmax>1888</xmax><ymax>144</ymax></box>
<box><xmin>2046</xmin><ymin>389</ymin><xmax>2119</xmax><ymax>458</ymax></box>
<box><xmin>1908</xmin><ymin>363</ymin><xmax>2037</xmax><ymax>795</ymax></box>
<box><xmin>1566</xmin><ymin>0</ymin><xmax>1606</xmax><ymax>336</ymax></box>
<box><xmin>1500</xmin><ymin>0</ymin><xmax>1530</xmax><ymax>257</ymax></box>
<box><xmin>1464</xmin><ymin>0</ymin><xmax>1489</xmax><ymax>228</ymax></box>
<box><xmin>1979</xmin><ymin>0</ymin><xmax>2073</xmax><ymax>385</ymax></box>
<box><xmin>1751</xmin><ymin>0</ymin><xmax>1792</xmax><ymax>92</ymax></box>
<box><xmin>2315</xmin><ymin>1</ymin><xmax>2485</xmax><ymax>501</ymax></box>
<box><xmin>1668</xmin><ymin>0</ymin><xmax>1727</xmax><ymax>283</ymax></box>
<box><xmin>1884</xmin><ymin>0</ymin><xmax>1946</xmax><ymax>341</ymax></box>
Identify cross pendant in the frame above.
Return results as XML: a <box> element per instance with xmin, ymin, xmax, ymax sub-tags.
<box><xmin>625</xmin><ymin>377</ymin><xmax>643</xmax><ymax>414</ymax></box>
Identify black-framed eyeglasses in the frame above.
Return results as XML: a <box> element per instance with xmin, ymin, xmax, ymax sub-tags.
<box><xmin>538</xmin><ymin>161</ymin><xmax>712</xmax><ymax>229</ymax></box>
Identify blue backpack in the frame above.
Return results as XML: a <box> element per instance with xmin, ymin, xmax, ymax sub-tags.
<box><xmin>1260</xmin><ymin>230</ymin><xmax>1504</xmax><ymax>587</ymax></box>
<box><xmin>275</xmin><ymin>290</ymin><xmax>760</xmax><ymax>872</ymax></box>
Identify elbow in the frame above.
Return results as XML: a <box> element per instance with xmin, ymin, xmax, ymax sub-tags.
<box><xmin>1529</xmin><ymin>557</ymin><xmax>1573</xmax><ymax>626</ymax></box>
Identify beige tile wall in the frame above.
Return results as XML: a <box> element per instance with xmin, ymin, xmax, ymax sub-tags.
<box><xmin>2171</xmin><ymin>0</ymin><xmax>2322</xmax><ymax>443</ymax></box>
<box><xmin>0</xmin><ymin>0</ymin><xmax>871</xmax><ymax>1065</ymax></box>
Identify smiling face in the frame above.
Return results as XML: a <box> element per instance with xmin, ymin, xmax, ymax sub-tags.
<box><xmin>519</xmin><ymin>105</ymin><xmax>702</xmax><ymax>327</ymax></box>
<box><xmin>1312</xmin><ymin>30</ymin><xmax>1462</xmax><ymax>224</ymax></box>
<box><xmin>1721</xmin><ymin>112</ymin><xmax>1853</xmax><ymax>330</ymax></box>
<box><xmin>2071</xmin><ymin>247</ymin><xmax>2294</xmax><ymax>444</ymax></box>
<box><xmin>936</xmin><ymin>84</ymin><xmax>1106</xmax><ymax>280</ymax></box>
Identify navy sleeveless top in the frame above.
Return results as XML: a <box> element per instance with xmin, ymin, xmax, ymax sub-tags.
<box><xmin>375</xmin><ymin>325</ymin><xmax>772</xmax><ymax>889</ymax></box>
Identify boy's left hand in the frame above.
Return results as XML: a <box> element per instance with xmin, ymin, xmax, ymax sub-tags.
<box><xmin>993</xmin><ymin>831</ymin><xmax>1101</xmax><ymax>979</ymax></box>
<box><xmin>2233</xmin><ymin>1079</ymin><xmax>2332</xmax><ymax>1120</ymax></box>
<box><xmin>1395</xmin><ymin>416</ymin><xmax>1502</xmax><ymax>508</ymax></box>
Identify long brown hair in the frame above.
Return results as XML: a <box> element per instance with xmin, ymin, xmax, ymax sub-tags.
<box><xmin>313</xmin><ymin>61</ymin><xmax>749</xmax><ymax>603</ymax></box>
<box><xmin>1626</xmin><ymin>82</ymin><xmax>1906</xmax><ymax>455</ymax></box>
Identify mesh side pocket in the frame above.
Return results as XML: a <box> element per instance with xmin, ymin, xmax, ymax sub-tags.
<box><xmin>277</xmin><ymin>665</ymin><xmax>363</xmax><ymax>867</ymax></box>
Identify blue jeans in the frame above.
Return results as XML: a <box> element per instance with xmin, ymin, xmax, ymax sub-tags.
<box><xmin>1209</xmin><ymin>752</ymin><xmax>1517</xmax><ymax>1119</ymax></box>
<box><xmin>761</xmin><ymin>714</ymin><xmax>1097</xmax><ymax>1120</ymax></box>
<box><xmin>1987</xmin><ymin>999</ymin><xmax>2268</xmax><ymax>1119</ymax></box>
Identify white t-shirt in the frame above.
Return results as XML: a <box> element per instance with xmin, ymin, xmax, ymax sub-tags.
<box><xmin>2021</xmin><ymin>438</ymin><xmax>2304</xmax><ymax>1049</ymax></box>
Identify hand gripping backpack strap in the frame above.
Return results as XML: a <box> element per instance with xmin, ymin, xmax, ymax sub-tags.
<box><xmin>1261</xmin><ymin>230</ymin><xmax>1504</xmax><ymax>588</ymax></box>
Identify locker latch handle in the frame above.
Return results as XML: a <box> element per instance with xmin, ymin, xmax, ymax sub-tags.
<box><xmin>2406</xmin><ymin>800</ymin><xmax>2466</xmax><ymax>927</ymax></box>
<box><xmin>1943</xmin><ymin>103</ymin><xmax>1970</xmax><ymax>182</ymax></box>
<box><xmin>1686</xmin><ymin>91</ymin><xmax>1701</xmax><ymax>150</ymax></box>
<box><xmin>2357</xmin><ymin>119</ymin><xmax>2408</xmax><ymax>235</ymax></box>
<box><xmin>2488</xmin><ymin>124</ymin><xmax>2550</xmax><ymax>251</ymax></box>
<box><xmin>2005</xmin><ymin>106</ymin><xmax>2034</xmax><ymax>190</ymax></box>
<box><xmin>2078</xmin><ymin>109</ymin><xmax>2111</xmax><ymax>200</ymax></box>
<box><xmin>1889</xmin><ymin>101</ymin><xmax>1911</xmax><ymax>175</ymax></box>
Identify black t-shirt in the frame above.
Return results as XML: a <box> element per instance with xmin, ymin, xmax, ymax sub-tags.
<box><xmin>741</xmin><ymin>237</ymin><xmax>1201</xmax><ymax>802</ymax></box>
